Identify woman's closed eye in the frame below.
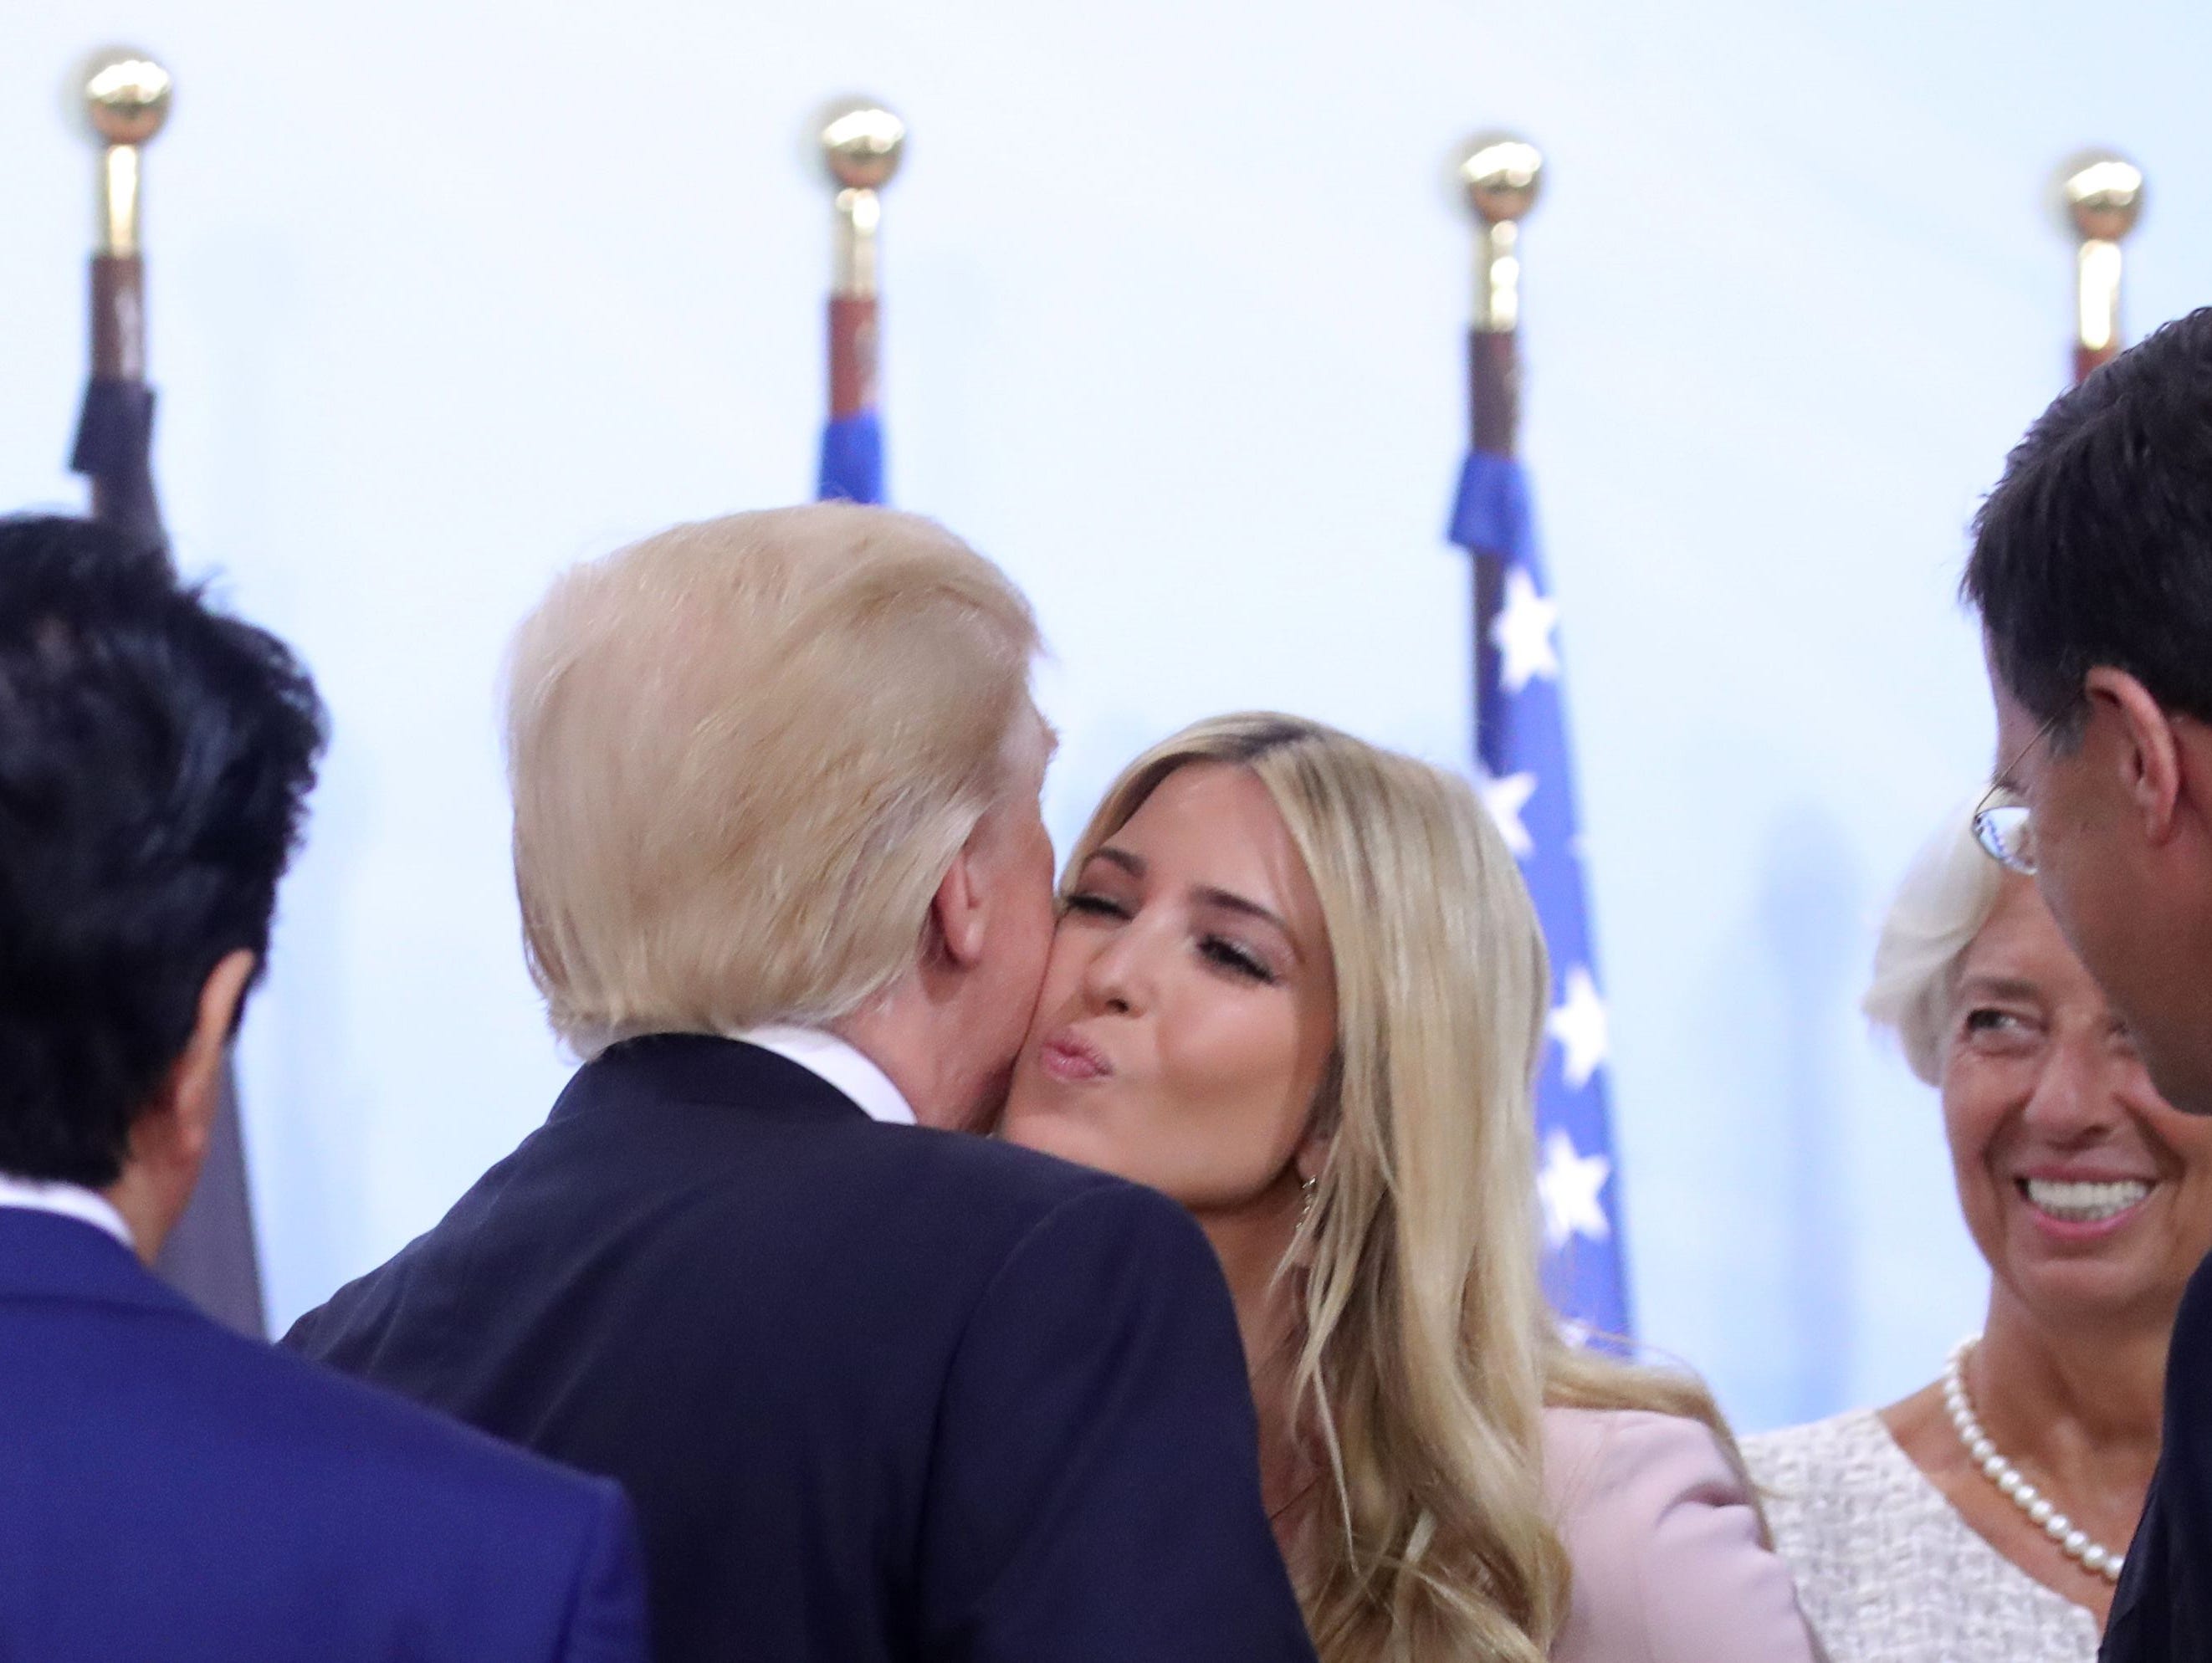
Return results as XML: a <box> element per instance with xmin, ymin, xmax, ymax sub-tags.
<box><xmin>1201</xmin><ymin>935</ymin><xmax>1278</xmax><ymax>985</ymax></box>
<box><xmin>1062</xmin><ymin>890</ymin><xmax>1130</xmax><ymax>922</ymax></box>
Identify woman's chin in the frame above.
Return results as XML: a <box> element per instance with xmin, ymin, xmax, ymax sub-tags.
<box><xmin>1002</xmin><ymin>1103</ymin><xmax>1143</xmax><ymax>1185</ymax></box>
<box><xmin>1999</xmin><ymin>1207</ymin><xmax>2180</xmax><ymax>1320</ymax></box>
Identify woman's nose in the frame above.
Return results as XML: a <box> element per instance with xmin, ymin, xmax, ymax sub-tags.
<box><xmin>2020</xmin><ymin>1036</ymin><xmax>2122</xmax><ymax>1143</ymax></box>
<box><xmin>1080</xmin><ymin>922</ymin><xmax>1155</xmax><ymax>1016</ymax></box>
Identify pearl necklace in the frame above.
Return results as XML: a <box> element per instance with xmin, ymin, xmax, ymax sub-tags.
<box><xmin>1943</xmin><ymin>1337</ymin><xmax>2122</xmax><ymax>1583</ymax></box>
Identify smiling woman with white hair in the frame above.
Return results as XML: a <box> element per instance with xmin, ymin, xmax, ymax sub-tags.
<box><xmin>1744</xmin><ymin>806</ymin><xmax>2212</xmax><ymax>1661</ymax></box>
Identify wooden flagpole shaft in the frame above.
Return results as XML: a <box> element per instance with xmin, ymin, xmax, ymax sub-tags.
<box><xmin>1457</xmin><ymin>134</ymin><xmax>1543</xmax><ymax>746</ymax></box>
<box><xmin>90</xmin><ymin>256</ymin><xmax>146</xmax><ymax>382</ymax></box>
<box><xmin>1469</xmin><ymin>326</ymin><xmax>1513</xmax><ymax>748</ymax></box>
<box><xmin>1470</xmin><ymin>328</ymin><xmax>1518</xmax><ymax>457</ymax></box>
<box><xmin>828</xmin><ymin>295</ymin><xmax>878</xmax><ymax>420</ymax></box>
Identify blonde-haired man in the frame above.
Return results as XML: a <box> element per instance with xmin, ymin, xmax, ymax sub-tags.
<box><xmin>287</xmin><ymin>506</ymin><xmax>1315</xmax><ymax>1663</ymax></box>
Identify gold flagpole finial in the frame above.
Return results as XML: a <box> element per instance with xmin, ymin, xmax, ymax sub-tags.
<box><xmin>2055</xmin><ymin>149</ymin><xmax>2143</xmax><ymax>372</ymax></box>
<box><xmin>1457</xmin><ymin>133</ymin><xmax>1543</xmax><ymax>335</ymax></box>
<box><xmin>79</xmin><ymin>48</ymin><xmax>172</xmax><ymax>259</ymax></box>
<box><xmin>817</xmin><ymin>100</ymin><xmax>905</xmax><ymax>299</ymax></box>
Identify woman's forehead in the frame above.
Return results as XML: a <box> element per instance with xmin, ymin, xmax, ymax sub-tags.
<box><xmin>1953</xmin><ymin>876</ymin><xmax>2097</xmax><ymax>1003</ymax></box>
<box><xmin>1113</xmin><ymin>768</ymin><xmax>1318</xmax><ymax>910</ymax></box>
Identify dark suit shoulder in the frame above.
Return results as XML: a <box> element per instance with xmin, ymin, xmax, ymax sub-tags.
<box><xmin>632</xmin><ymin>1114</ymin><xmax>1188</xmax><ymax>1323</ymax></box>
<box><xmin>189</xmin><ymin>1304</ymin><xmax>627</xmax><ymax>1534</ymax></box>
<box><xmin>796</xmin><ymin>1113</ymin><xmax>1144</xmax><ymax>1220</ymax></box>
<box><xmin>554</xmin><ymin>1033</ymin><xmax>1166</xmax><ymax>1272</ymax></box>
<box><xmin>285</xmin><ymin>1041</ymin><xmax>1180</xmax><ymax>1400</ymax></box>
<box><xmin>278</xmin><ymin>1039</ymin><xmax>1296</xmax><ymax>1663</ymax></box>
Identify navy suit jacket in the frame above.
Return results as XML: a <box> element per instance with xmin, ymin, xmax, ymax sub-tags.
<box><xmin>286</xmin><ymin>1034</ymin><xmax>1317</xmax><ymax>1663</ymax></box>
<box><xmin>0</xmin><ymin>1206</ymin><xmax>646</xmax><ymax>1662</ymax></box>
<box><xmin>2103</xmin><ymin>1247</ymin><xmax>2212</xmax><ymax>1661</ymax></box>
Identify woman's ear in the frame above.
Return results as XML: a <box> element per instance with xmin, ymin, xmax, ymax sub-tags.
<box><xmin>1295</xmin><ymin>1059</ymin><xmax>1342</xmax><ymax>1186</ymax></box>
<box><xmin>1294</xmin><ymin>1126</ymin><xmax>1333</xmax><ymax>1185</ymax></box>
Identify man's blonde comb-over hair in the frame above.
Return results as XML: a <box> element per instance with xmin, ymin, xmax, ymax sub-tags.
<box><xmin>505</xmin><ymin>503</ymin><xmax>1041</xmax><ymax>1054</ymax></box>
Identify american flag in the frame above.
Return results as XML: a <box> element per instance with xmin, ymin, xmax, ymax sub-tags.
<box><xmin>1450</xmin><ymin>448</ymin><xmax>1630</xmax><ymax>1338</ymax></box>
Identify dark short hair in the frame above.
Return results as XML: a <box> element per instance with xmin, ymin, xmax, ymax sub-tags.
<box><xmin>0</xmin><ymin>517</ymin><xmax>325</xmax><ymax>1185</ymax></box>
<box><xmin>1964</xmin><ymin>307</ymin><xmax>2212</xmax><ymax>734</ymax></box>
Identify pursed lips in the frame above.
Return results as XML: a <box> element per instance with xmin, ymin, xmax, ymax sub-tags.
<box><xmin>1038</xmin><ymin>1027</ymin><xmax>1113</xmax><ymax>1083</ymax></box>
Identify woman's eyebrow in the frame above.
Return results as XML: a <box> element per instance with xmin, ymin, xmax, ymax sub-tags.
<box><xmin>1087</xmin><ymin>846</ymin><xmax>1144</xmax><ymax>878</ymax></box>
<box><xmin>1086</xmin><ymin>847</ymin><xmax>1300</xmax><ymax>957</ymax></box>
<box><xmin>1957</xmin><ymin>974</ymin><xmax>2041</xmax><ymax>1003</ymax></box>
<box><xmin>1194</xmin><ymin>885</ymin><xmax>1292</xmax><ymax>938</ymax></box>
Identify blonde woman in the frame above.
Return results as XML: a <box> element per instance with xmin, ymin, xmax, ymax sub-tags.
<box><xmin>1002</xmin><ymin>713</ymin><xmax>1820</xmax><ymax>1662</ymax></box>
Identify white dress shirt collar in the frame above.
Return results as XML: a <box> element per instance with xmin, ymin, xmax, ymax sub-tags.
<box><xmin>731</xmin><ymin>1026</ymin><xmax>916</xmax><ymax>1127</ymax></box>
<box><xmin>0</xmin><ymin>1171</ymin><xmax>135</xmax><ymax>1251</ymax></box>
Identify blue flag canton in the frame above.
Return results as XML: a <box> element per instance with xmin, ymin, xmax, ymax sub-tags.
<box><xmin>819</xmin><ymin>412</ymin><xmax>884</xmax><ymax>505</ymax></box>
<box><xmin>1449</xmin><ymin>450</ymin><xmax>1631</xmax><ymax>1341</ymax></box>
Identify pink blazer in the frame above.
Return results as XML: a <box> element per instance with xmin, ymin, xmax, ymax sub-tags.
<box><xmin>1544</xmin><ymin>1407</ymin><xmax>1824</xmax><ymax>1663</ymax></box>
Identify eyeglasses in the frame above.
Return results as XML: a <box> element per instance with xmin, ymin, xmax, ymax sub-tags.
<box><xmin>1971</xmin><ymin>714</ymin><xmax>2064</xmax><ymax>875</ymax></box>
<box><xmin>1972</xmin><ymin>791</ymin><xmax>2035</xmax><ymax>873</ymax></box>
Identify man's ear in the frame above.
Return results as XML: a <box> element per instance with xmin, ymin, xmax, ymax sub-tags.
<box><xmin>929</xmin><ymin>846</ymin><xmax>990</xmax><ymax>971</ymax></box>
<box><xmin>2086</xmin><ymin>668</ymin><xmax>2185</xmax><ymax>845</ymax></box>
<box><xmin>137</xmin><ymin>949</ymin><xmax>257</xmax><ymax>1176</ymax></box>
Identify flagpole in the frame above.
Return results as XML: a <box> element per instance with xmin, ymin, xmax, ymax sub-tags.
<box><xmin>1445</xmin><ymin>134</ymin><xmax>1631</xmax><ymax>1336</ymax></box>
<box><xmin>1456</xmin><ymin>133</ymin><xmax>1542</xmax><ymax>744</ymax></box>
<box><xmin>74</xmin><ymin>50</ymin><xmax>269</xmax><ymax>1337</ymax></box>
<box><xmin>2056</xmin><ymin>150</ymin><xmax>2143</xmax><ymax>386</ymax></box>
<box><xmin>817</xmin><ymin>99</ymin><xmax>904</xmax><ymax>504</ymax></box>
<box><xmin>77</xmin><ymin>48</ymin><xmax>172</xmax><ymax>543</ymax></box>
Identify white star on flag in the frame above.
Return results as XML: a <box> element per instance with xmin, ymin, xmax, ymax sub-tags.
<box><xmin>1477</xmin><ymin>769</ymin><xmax>1538</xmax><ymax>858</ymax></box>
<box><xmin>1538</xmin><ymin>1128</ymin><xmax>1613</xmax><ymax>1247</ymax></box>
<box><xmin>1488</xmin><ymin>567</ymin><xmax>1561</xmax><ymax>693</ymax></box>
<box><xmin>1547</xmin><ymin>967</ymin><xmax>1610</xmax><ymax>1089</ymax></box>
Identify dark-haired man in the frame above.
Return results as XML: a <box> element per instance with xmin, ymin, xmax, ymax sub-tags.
<box><xmin>0</xmin><ymin>516</ymin><xmax>646</xmax><ymax>1662</ymax></box>
<box><xmin>1964</xmin><ymin>307</ymin><xmax>2212</xmax><ymax>1660</ymax></box>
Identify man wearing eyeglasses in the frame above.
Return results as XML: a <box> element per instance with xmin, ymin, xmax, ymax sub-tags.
<box><xmin>1964</xmin><ymin>305</ymin><xmax>2212</xmax><ymax>1663</ymax></box>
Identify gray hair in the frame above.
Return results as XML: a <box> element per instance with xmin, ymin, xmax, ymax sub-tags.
<box><xmin>1862</xmin><ymin>802</ymin><xmax>2008</xmax><ymax>1085</ymax></box>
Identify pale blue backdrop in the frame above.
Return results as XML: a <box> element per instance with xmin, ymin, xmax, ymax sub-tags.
<box><xmin>2</xmin><ymin>0</ymin><xmax>2206</xmax><ymax>1432</ymax></box>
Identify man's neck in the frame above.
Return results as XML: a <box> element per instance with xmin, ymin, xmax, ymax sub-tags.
<box><xmin>832</xmin><ymin>1001</ymin><xmax>974</xmax><ymax>1133</ymax></box>
<box><xmin>99</xmin><ymin>1166</ymin><xmax>169</xmax><ymax>1263</ymax></box>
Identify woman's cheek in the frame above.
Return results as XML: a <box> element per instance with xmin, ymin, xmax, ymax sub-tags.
<box><xmin>1941</xmin><ymin>1080</ymin><xmax>2009</xmax><ymax>1227</ymax></box>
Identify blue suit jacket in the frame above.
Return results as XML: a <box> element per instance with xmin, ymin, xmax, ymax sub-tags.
<box><xmin>287</xmin><ymin>1034</ymin><xmax>1317</xmax><ymax>1663</ymax></box>
<box><xmin>0</xmin><ymin>1207</ymin><xmax>647</xmax><ymax>1662</ymax></box>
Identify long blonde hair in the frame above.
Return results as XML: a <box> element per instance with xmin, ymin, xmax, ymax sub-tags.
<box><xmin>1067</xmin><ymin>713</ymin><xmax>1745</xmax><ymax>1663</ymax></box>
